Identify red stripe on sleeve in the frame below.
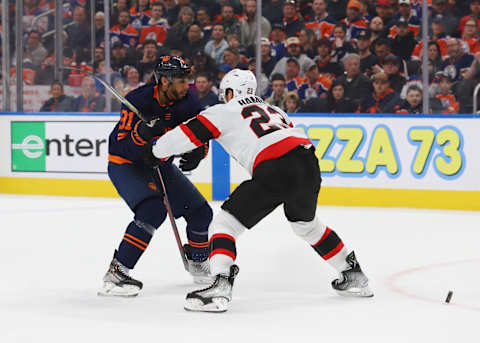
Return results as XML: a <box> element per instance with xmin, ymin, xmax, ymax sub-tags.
<box><xmin>197</xmin><ymin>115</ymin><xmax>221</xmax><ymax>138</ymax></box>
<box><xmin>180</xmin><ymin>124</ymin><xmax>203</xmax><ymax>147</ymax></box>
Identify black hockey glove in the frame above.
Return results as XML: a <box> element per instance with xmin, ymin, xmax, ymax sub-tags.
<box><xmin>179</xmin><ymin>143</ymin><xmax>209</xmax><ymax>172</ymax></box>
<box><xmin>135</xmin><ymin>121</ymin><xmax>171</xmax><ymax>167</ymax></box>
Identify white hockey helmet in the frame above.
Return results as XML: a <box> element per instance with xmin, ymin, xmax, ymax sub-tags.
<box><xmin>219</xmin><ymin>69</ymin><xmax>257</xmax><ymax>102</ymax></box>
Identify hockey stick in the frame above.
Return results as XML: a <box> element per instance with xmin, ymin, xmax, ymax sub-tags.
<box><xmin>62</xmin><ymin>66</ymin><xmax>189</xmax><ymax>271</ymax></box>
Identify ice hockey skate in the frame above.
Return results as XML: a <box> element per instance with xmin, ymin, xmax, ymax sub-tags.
<box><xmin>184</xmin><ymin>265</ymin><xmax>239</xmax><ymax>312</ymax></box>
<box><xmin>331</xmin><ymin>251</ymin><xmax>374</xmax><ymax>297</ymax></box>
<box><xmin>97</xmin><ymin>250</ymin><xmax>143</xmax><ymax>297</ymax></box>
<box><xmin>184</xmin><ymin>244</ymin><xmax>213</xmax><ymax>284</ymax></box>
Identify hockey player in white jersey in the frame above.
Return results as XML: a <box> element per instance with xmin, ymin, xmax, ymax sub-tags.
<box><xmin>151</xmin><ymin>69</ymin><xmax>373</xmax><ymax>312</ymax></box>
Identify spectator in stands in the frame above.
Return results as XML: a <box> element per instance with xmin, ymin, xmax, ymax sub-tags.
<box><xmin>111</xmin><ymin>10</ymin><xmax>140</xmax><ymax>48</ymax></box>
<box><xmin>285</xmin><ymin>58</ymin><xmax>303</xmax><ymax>91</ymax></box>
<box><xmin>305</xmin><ymin>0</ymin><xmax>336</xmax><ymax>40</ymax></box>
<box><xmin>298</xmin><ymin>0</ymin><xmax>315</xmax><ymax>21</ymax></box>
<box><xmin>431</xmin><ymin>0</ymin><xmax>458</xmax><ymax>36</ymax></box>
<box><xmin>336</xmin><ymin>53</ymin><xmax>373</xmax><ymax>106</ymax></box>
<box><xmin>284</xmin><ymin>91</ymin><xmax>302</xmax><ymax>112</ymax></box>
<box><xmin>331</xmin><ymin>23</ymin><xmax>356</xmax><ymax>61</ymax></box>
<box><xmin>247</xmin><ymin>59</ymin><xmax>269</xmax><ymax>96</ymax></box>
<box><xmin>357</xmin><ymin>30</ymin><xmax>378</xmax><ymax>77</ymax></box>
<box><xmin>139</xmin><ymin>2</ymin><xmax>168</xmax><ymax>46</ymax></box>
<box><xmin>204</xmin><ymin>24</ymin><xmax>229</xmax><ymax>65</ymax></box>
<box><xmin>369</xmin><ymin>16</ymin><xmax>386</xmax><ymax>46</ymax></box>
<box><xmin>297</xmin><ymin>63</ymin><xmax>332</xmax><ymax>101</ymax></box>
<box><xmin>95</xmin><ymin>12</ymin><xmax>105</xmax><ymax>48</ymax></box>
<box><xmin>428</xmin><ymin>41</ymin><xmax>444</xmax><ymax>73</ymax></box>
<box><xmin>433</xmin><ymin>71</ymin><xmax>460</xmax><ymax>114</ymax></box>
<box><xmin>23</xmin><ymin>0</ymin><xmax>50</xmax><ymax>33</ymax></box>
<box><xmin>94</xmin><ymin>47</ymin><xmax>105</xmax><ymax>62</ymax></box>
<box><xmin>111</xmin><ymin>41</ymin><xmax>133</xmax><ymax>73</ymax></box>
<box><xmin>375</xmin><ymin>0</ymin><xmax>394</xmax><ymax>30</ymax></box>
<box><xmin>218</xmin><ymin>3</ymin><xmax>242</xmax><ymax>37</ymax></box>
<box><xmin>240</xmin><ymin>0</ymin><xmax>271</xmax><ymax>47</ymax></box>
<box><xmin>191</xmin><ymin>50</ymin><xmax>218</xmax><ymax>83</ymax></box>
<box><xmin>461</xmin><ymin>18</ymin><xmax>480</xmax><ymax>54</ymax></box>
<box><xmin>390</xmin><ymin>0</ymin><xmax>420</xmax><ymax>39</ymax></box>
<box><xmin>395</xmin><ymin>85</ymin><xmax>423</xmax><ymax>113</ymax></box>
<box><xmin>265</xmin><ymin>73</ymin><xmax>288</xmax><ymax>109</ymax></box>
<box><xmin>164</xmin><ymin>0</ymin><xmax>180</xmax><ymax>26</ymax></box>
<box><xmin>196</xmin><ymin>7</ymin><xmax>213</xmax><ymax>40</ymax></box>
<box><xmin>298</xmin><ymin>28</ymin><xmax>316</xmax><ymax>59</ymax></box>
<box><xmin>271</xmin><ymin>36</ymin><xmax>314</xmax><ymax>77</ymax></box>
<box><xmin>39</xmin><ymin>81</ymin><xmax>75</xmax><ymax>112</ymax></box>
<box><xmin>373</xmin><ymin>38</ymin><xmax>392</xmax><ymax>70</ymax></box>
<box><xmin>441</xmin><ymin>38</ymin><xmax>474</xmax><ymax>81</ymax></box>
<box><xmin>184</xmin><ymin>24</ymin><xmax>207</xmax><ymax>58</ymax></box>
<box><xmin>194</xmin><ymin>72</ymin><xmax>219</xmax><ymax>108</ymax></box>
<box><xmin>226</xmin><ymin>33</ymin><xmax>248</xmax><ymax>61</ymax></box>
<box><xmin>300</xmin><ymin>79</ymin><xmax>356</xmax><ymax>113</ymax></box>
<box><xmin>23</xmin><ymin>30</ymin><xmax>47</xmax><ymax>67</ymax></box>
<box><xmin>395</xmin><ymin>84</ymin><xmax>443</xmax><ymax>113</ymax></box>
<box><xmin>165</xmin><ymin>6</ymin><xmax>195</xmax><ymax>49</ymax></box>
<box><xmin>314</xmin><ymin>38</ymin><xmax>343</xmax><ymax>78</ymax></box>
<box><xmin>112</xmin><ymin>0</ymin><xmax>130</xmax><ymax>26</ymax></box>
<box><xmin>391</xmin><ymin>18</ymin><xmax>416</xmax><ymax>62</ymax></box>
<box><xmin>223</xmin><ymin>47</ymin><xmax>248</xmax><ymax>70</ymax></box>
<box><xmin>282</xmin><ymin>0</ymin><xmax>305</xmax><ymax>37</ymax></box>
<box><xmin>123</xmin><ymin>66</ymin><xmax>145</xmax><ymax>93</ymax></box>
<box><xmin>73</xmin><ymin>76</ymin><xmax>106</xmax><ymax>112</ymax></box>
<box><xmin>457</xmin><ymin>0</ymin><xmax>480</xmax><ymax>37</ymax></box>
<box><xmin>130</xmin><ymin>0</ymin><xmax>153</xmax><ymax>31</ymax></box>
<box><xmin>328</xmin><ymin>0</ymin><xmax>348</xmax><ymax>21</ymax></box>
<box><xmin>343</xmin><ymin>0</ymin><xmax>368</xmax><ymax>41</ymax></box>
<box><xmin>263</xmin><ymin>0</ymin><xmax>284</xmax><ymax>26</ymax></box>
<box><xmin>383</xmin><ymin>55</ymin><xmax>406</xmax><ymax>93</ymax></box>
<box><xmin>270</xmin><ymin>23</ymin><xmax>288</xmax><ymax>60</ymax></box>
<box><xmin>136</xmin><ymin>39</ymin><xmax>158</xmax><ymax>82</ymax></box>
<box><xmin>359</xmin><ymin>72</ymin><xmax>400</xmax><ymax>113</ymax></box>
<box><xmin>457</xmin><ymin>51</ymin><xmax>480</xmax><ymax>113</ymax></box>
<box><xmin>260</xmin><ymin>38</ymin><xmax>277</xmax><ymax>78</ymax></box>
<box><xmin>66</xmin><ymin>6</ymin><xmax>91</xmax><ymax>64</ymax></box>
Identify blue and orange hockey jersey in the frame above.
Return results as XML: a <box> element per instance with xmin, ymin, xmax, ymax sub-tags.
<box><xmin>108</xmin><ymin>83</ymin><xmax>203</xmax><ymax>165</ymax></box>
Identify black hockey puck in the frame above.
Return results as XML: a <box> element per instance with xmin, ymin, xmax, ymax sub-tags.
<box><xmin>445</xmin><ymin>291</ymin><xmax>453</xmax><ymax>303</ymax></box>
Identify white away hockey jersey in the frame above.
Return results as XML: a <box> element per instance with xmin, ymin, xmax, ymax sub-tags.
<box><xmin>152</xmin><ymin>95</ymin><xmax>312</xmax><ymax>175</ymax></box>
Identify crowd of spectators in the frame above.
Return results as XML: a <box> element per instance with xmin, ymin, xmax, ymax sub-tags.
<box><xmin>1</xmin><ymin>0</ymin><xmax>480</xmax><ymax>113</ymax></box>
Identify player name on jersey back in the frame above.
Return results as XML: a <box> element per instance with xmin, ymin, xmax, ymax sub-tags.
<box><xmin>237</xmin><ymin>96</ymin><xmax>264</xmax><ymax>106</ymax></box>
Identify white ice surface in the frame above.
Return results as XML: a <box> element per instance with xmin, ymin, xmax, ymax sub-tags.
<box><xmin>1</xmin><ymin>195</ymin><xmax>479</xmax><ymax>342</ymax></box>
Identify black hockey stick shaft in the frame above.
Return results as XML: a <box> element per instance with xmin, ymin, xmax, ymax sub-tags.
<box><xmin>62</xmin><ymin>66</ymin><xmax>188</xmax><ymax>269</ymax></box>
<box><xmin>154</xmin><ymin>165</ymin><xmax>189</xmax><ymax>271</ymax></box>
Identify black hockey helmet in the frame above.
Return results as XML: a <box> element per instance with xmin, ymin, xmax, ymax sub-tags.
<box><xmin>153</xmin><ymin>55</ymin><xmax>191</xmax><ymax>84</ymax></box>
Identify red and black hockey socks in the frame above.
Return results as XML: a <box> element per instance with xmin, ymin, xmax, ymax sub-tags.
<box><xmin>208</xmin><ymin>210</ymin><xmax>245</xmax><ymax>276</ymax></box>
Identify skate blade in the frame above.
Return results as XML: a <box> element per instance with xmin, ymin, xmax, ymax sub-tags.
<box><xmin>97</xmin><ymin>282</ymin><xmax>140</xmax><ymax>297</ymax></box>
<box><xmin>335</xmin><ymin>285</ymin><xmax>374</xmax><ymax>298</ymax></box>
<box><xmin>193</xmin><ymin>276</ymin><xmax>215</xmax><ymax>285</ymax></box>
<box><xmin>184</xmin><ymin>297</ymin><xmax>229</xmax><ymax>313</ymax></box>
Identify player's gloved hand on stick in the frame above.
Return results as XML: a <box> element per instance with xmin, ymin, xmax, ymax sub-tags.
<box><xmin>136</xmin><ymin>121</ymin><xmax>172</xmax><ymax>167</ymax></box>
<box><xmin>179</xmin><ymin>143</ymin><xmax>209</xmax><ymax>172</ymax></box>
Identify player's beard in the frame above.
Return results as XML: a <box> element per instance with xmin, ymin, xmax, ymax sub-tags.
<box><xmin>169</xmin><ymin>87</ymin><xmax>187</xmax><ymax>101</ymax></box>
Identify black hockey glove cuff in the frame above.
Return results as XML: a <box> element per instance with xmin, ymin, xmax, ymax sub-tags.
<box><xmin>179</xmin><ymin>143</ymin><xmax>209</xmax><ymax>172</ymax></box>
